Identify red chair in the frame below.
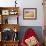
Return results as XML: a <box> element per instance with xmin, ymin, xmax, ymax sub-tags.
<box><xmin>21</xmin><ymin>28</ymin><xmax>41</xmax><ymax>46</ymax></box>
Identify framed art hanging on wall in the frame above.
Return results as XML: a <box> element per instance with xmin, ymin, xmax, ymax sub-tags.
<box><xmin>23</xmin><ymin>8</ymin><xmax>37</xmax><ymax>20</ymax></box>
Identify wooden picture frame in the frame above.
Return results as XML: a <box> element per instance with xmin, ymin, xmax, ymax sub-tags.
<box><xmin>2</xmin><ymin>10</ymin><xmax>9</xmax><ymax>15</ymax></box>
<box><xmin>23</xmin><ymin>8</ymin><xmax>37</xmax><ymax>20</ymax></box>
<box><xmin>9</xmin><ymin>10</ymin><xmax>18</xmax><ymax>15</ymax></box>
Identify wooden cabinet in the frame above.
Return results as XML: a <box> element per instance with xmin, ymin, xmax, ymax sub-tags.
<box><xmin>0</xmin><ymin>41</ymin><xmax>19</xmax><ymax>46</ymax></box>
<box><xmin>43</xmin><ymin>0</ymin><xmax>46</xmax><ymax>27</ymax></box>
<box><xmin>0</xmin><ymin>7</ymin><xmax>19</xmax><ymax>24</ymax></box>
<box><xmin>43</xmin><ymin>0</ymin><xmax>46</xmax><ymax>46</ymax></box>
<box><xmin>0</xmin><ymin>7</ymin><xmax>19</xmax><ymax>46</ymax></box>
<box><xmin>2</xmin><ymin>41</ymin><xmax>19</xmax><ymax>46</ymax></box>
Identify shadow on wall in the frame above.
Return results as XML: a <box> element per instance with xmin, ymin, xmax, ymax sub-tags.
<box><xmin>18</xmin><ymin>26</ymin><xmax>44</xmax><ymax>44</ymax></box>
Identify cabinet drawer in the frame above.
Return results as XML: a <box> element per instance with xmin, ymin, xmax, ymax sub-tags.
<box><xmin>2</xmin><ymin>41</ymin><xmax>18</xmax><ymax>46</ymax></box>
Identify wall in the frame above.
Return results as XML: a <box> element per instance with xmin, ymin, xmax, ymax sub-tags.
<box><xmin>0</xmin><ymin>0</ymin><xmax>44</xmax><ymax>26</ymax></box>
<box><xmin>0</xmin><ymin>0</ymin><xmax>44</xmax><ymax>45</ymax></box>
<box><xmin>18</xmin><ymin>26</ymin><xmax>44</xmax><ymax>44</ymax></box>
<box><xmin>19</xmin><ymin>0</ymin><xmax>44</xmax><ymax>26</ymax></box>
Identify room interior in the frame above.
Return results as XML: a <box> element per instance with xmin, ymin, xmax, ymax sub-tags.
<box><xmin>0</xmin><ymin>0</ymin><xmax>45</xmax><ymax>46</ymax></box>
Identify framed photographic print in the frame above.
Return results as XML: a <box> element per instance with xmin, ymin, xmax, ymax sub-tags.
<box><xmin>23</xmin><ymin>8</ymin><xmax>37</xmax><ymax>20</ymax></box>
<box><xmin>9</xmin><ymin>10</ymin><xmax>18</xmax><ymax>15</ymax></box>
<box><xmin>2</xmin><ymin>10</ymin><xmax>9</xmax><ymax>15</ymax></box>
